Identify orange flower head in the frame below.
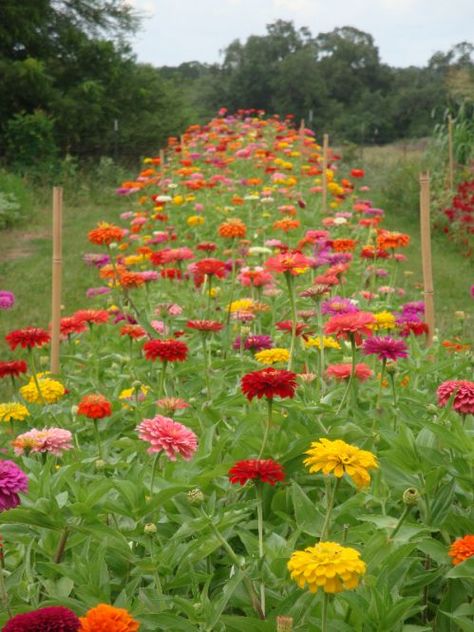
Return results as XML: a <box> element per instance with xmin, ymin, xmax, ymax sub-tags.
<box><xmin>376</xmin><ymin>230</ymin><xmax>410</xmax><ymax>250</ymax></box>
<box><xmin>273</xmin><ymin>217</ymin><xmax>301</xmax><ymax>232</ymax></box>
<box><xmin>79</xmin><ymin>603</ymin><xmax>139</xmax><ymax>632</ymax></box>
<box><xmin>331</xmin><ymin>238</ymin><xmax>357</xmax><ymax>252</ymax></box>
<box><xmin>218</xmin><ymin>218</ymin><xmax>247</xmax><ymax>239</ymax></box>
<box><xmin>77</xmin><ymin>394</ymin><xmax>112</xmax><ymax>419</ymax></box>
<box><xmin>449</xmin><ymin>535</ymin><xmax>474</xmax><ymax>565</ymax></box>
<box><xmin>88</xmin><ymin>222</ymin><xmax>125</xmax><ymax>246</ymax></box>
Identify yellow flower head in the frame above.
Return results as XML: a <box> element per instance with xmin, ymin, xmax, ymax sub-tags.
<box><xmin>0</xmin><ymin>402</ymin><xmax>30</xmax><ymax>422</ymax></box>
<box><xmin>228</xmin><ymin>298</ymin><xmax>255</xmax><ymax>313</ymax></box>
<box><xmin>119</xmin><ymin>385</ymin><xmax>149</xmax><ymax>404</ymax></box>
<box><xmin>255</xmin><ymin>348</ymin><xmax>290</xmax><ymax>365</ymax></box>
<box><xmin>304</xmin><ymin>336</ymin><xmax>341</xmax><ymax>350</ymax></box>
<box><xmin>20</xmin><ymin>378</ymin><xmax>65</xmax><ymax>405</ymax></box>
<box><xmin>304</xmin><ymin>438</ymin><xmax>378</xmax><ymax>488</ymax></box>
<box><xmin>288</xmin><ymin>541</ymin><xmax>366</xmax><ymax>593</ymax></box>
<box><xmin>371</xmin><ymin>311</ymin><xmax>396</xmax><ymax>331</ymax></box>
<box><xmin>187</xmin><ymin>215</ymin><xmax>205</xmax><ymax>226</ymax></box>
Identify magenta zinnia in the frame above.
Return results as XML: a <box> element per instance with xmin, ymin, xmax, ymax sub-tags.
<box><xmin>3</xmin><ymin>606</ymin><xmax>80</xmax><ymax>631</ymax></box>
<box><xmin>362</xmin><ymin>336</ymin><xmax>408</xmax><ymax>361</ymax></box>
<box><xmin>137</xmin><ymin>415</ymin><xmax>198</xmax><ymax>460</ymax></box>
<box><xmin>0</xmin><ymin>460</ymin><xmax>28</xmax><ymax>511</ymax></box>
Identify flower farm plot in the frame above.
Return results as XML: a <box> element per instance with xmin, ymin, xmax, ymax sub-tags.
<box><xmin>0</xmin><ymin>112</ymin><xmax>473</xmax><ymax>631</ymax></box>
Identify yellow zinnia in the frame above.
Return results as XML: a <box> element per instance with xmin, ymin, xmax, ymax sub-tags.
<box><xmin>288</xmin><ymin>541</ymin><xmax>366</xmax><ymax>593</ymax></box>
<box><xmin>304</xmin><ymin>336</ymin><xmax>341</xmax><ymax>350</ymax></box>
<box><xmin>187</xmin><ymin>215</ymin><xmax>205</xmax><ymax>226</ymax></box>
<box><xmin>20</xmin><ymin>378</ymin><xmax>65</xmax><ymax>405</ymax></box>
<box><xmin>304</xmin><ymin>438</ymin><xmax>378</xmax><ymax>488</ymax></box>
<box><xmin>228</xmin><ymin>298</ymin><xmax>255</xmax><ymax>313</ymax></box>
<box><xmin>0</xmin><ymin>402</ymin><xmax>30</xmax><ymax>422</ymax></box>
<box><xmin>371</xmin><ymin>311</ymin><xmax>396</xmax><ymax>331</ymax></box>
<box><xmin>255</xmin><ymin>348</ymin><xmax>290</xmax><ymax>365</ymax></box>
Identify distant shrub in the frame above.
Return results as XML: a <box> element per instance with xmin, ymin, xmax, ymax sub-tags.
<box><xmin>0</xmin><ymin>170</ymin><xmax>33</xmax><ymax>229</ymax></box>
<box><xmin>4</xmin><ymin>111</ymin><xmax>59</xmax><ymax>175</ymax></box>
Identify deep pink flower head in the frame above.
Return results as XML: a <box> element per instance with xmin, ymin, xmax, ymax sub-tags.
<box><xmin>137</xmin><ymin>415</ymin><xmax>198</xmax><ymax>460</ymax></box>
<box><xmin>0</xmin><ymin>460</ymin><xmax>28</xmax><ymax>511</ymax></box>
<box><xmin>321</xmin><ymin>296</ymin><xmax>359</xmax><ymax>316</ymax></box>
<box><xmin>0</xmin><ymin>291</ymin><xmax>15</xmax><ymax>310</ymax></box>
<box><xmin>362</xmin><ymin>336</ymin><xmax>408</xmax><ymax>362</ymax></box>
<box><xmin>3</xmin><ymin>606</ymin><xmax>80</xmax><ymax>631</ymax></box>
<box><xmin>437</xmin><ymin>380</ymin><xmax>474</xmax><ymax>415</ymax></box>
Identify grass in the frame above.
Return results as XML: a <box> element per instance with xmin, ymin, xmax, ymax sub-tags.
<box><xmin>0</xmin><ymin>147</ymin><xmax>472</xmax><ymax>341</ymax></box>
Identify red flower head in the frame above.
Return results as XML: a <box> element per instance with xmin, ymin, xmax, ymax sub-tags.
<box><xmin>5</xmin><ymin>327</ymin><xmax>50</xmax><ymax>351</ymax></box>
<box><xmin>351</xmin><ymin>169</ymin><xmax>365</xmax><ymax>178</ymax></box>
<box><xmin>228</xmin><ymin>459</ymin><xmax>285</xmax><ymax>485</ymax></box>
<box><xmin>195</xmin><ymin>258</ymin><xmax>227</xmax><ymax>278</ymax></box>
<box><xmin>241</xmin><ymin>368</ymin><xmax>297</xmax><ymax>401</ymax></box>
<box><xmin>3</xmin><ymin>606</ymin><xmax>80</xmax><ymax>632</ymax></box>
<box><xmin>143</xmin><ymin>339</ymin><xmax>189</xmax><ymax>362</ymax></box>
<box><xmin>59</xmin><ymin>316</ymin><xmax>87</xmax><ymax>337</ymax></box>
<box><xmin>120</xmin><ymin>324</ymin><xmax>147</xmax><ymax>339</ymax></box>
<box><xmin>276</xmin><ymin>320</ymin><xmax>307</xmax><ymax>336</ymax></box>
<box><xmin>324</xmin><ymin>312</ymin><xmax>376</xmax><ymax>344</ymax></box>
<box><xmin>0</xmin><ymin>360</ymin><xmax>28</xmax><ymax>379</ymax></box>
<box><xmin>186</xmin><ymin>320</ymin><xmax>224</xmax><ymax>332</ymax></box>
<box><xmin>77</xmin><ymin>394</ymin><xmax>112</xmax><ymax>419</ymax></box>
<box><xmin>437</xmin><ymin>380</ymin><xmax>474</xmax><ymax>415</ymax></box>
<box><xmin>326</xmin><ymin>363</ymin><xmax>373</xmax><ymax>382</ymax></box>
<box><xmin>449</xmin><ymin>535</ymin><xmax>474</xmax><ymax>565</ymax></box>
<box><xmin>73</xmin><ymin>310</ymin><xmax>110</xmax><ymax>325</ymax></box>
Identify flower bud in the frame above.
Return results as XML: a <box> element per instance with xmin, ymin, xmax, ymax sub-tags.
<box><xmin>144</xmin><ymin>523</ymin><xmax>157</xmax><ymax>535</ymax></box>
<box><xmin>187</xmin><ymin>488</ymin><xmax>204</xmax><ymax>505</ymax></box>
<box><xmin>454</xmin><ymin>311</ymin><xmax>465</xmax><ymax>320</ymax></box>
<box><xmin>385</xmin><ymin>362</ymin><xmax>397</xmax><ymax>375</ymax></box>
<box><xmin>277</xmin><ymin>616</ymin><xmax>293</xmax><ymax>631</ymax></box>
<box><xmin>403</xmin><ymin>487</ymin><xmax>420</xmax><ymax>506</ymax></box>
<box><xmin>95</xmin><ymin>459</ymin><xmax>106</xmax><ymax>470</ymax></box>
<box><xmin>426</xmin><ymin>403</ymin><xmax>438</xmax><ymax>415</ymax></box>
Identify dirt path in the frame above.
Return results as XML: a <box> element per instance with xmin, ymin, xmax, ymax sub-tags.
<box><xmin>0</xmin><ymin>229</ymin><xmax>50</xmax><ymax>262</ymax></box>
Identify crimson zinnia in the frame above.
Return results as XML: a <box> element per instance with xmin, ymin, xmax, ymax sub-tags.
<box><xmin>5</xmin><ymin>327</ymin><xmax>50</xmax><ymax>350</ymax></box>
<box><xmin>186</xmin><ymin>320</ymin><xmax>223</xmax><ymax>332</ymax></box>
<box><xmin>241</xmin><ymin>368</ymin><xmax>297</xmax><ymax>401</ymax></box>
<box><xmin>228</xmin><ymin>459</ymin><xmax>285</xmax><ymax>485</ymax></box>
<box><xmin>3</xmin><ymin>606</ymin><xmax>80</xmax><ymax>632</ymax></box>
<box><xmin>143</xmin><ymin>339</ymin><xmax>188</xmax><ymax>362</ymax></box>
<box><xmin>0</xmin><ymin>360</ymin><xmax>28</xmax><ymax>379</ymax></box>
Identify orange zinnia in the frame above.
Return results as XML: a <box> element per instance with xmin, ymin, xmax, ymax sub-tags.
<box><xmin>331</xmin><ymin>238</ymin><xmax>357</xmax><ymax>252</ymax></box>
<box><xmin>448</xmin><ymin>535</ymin><xmax>474</xmax><ymax>565</ymax></box>
<box><xmin>88</xmin><ymin>222</ymin><xmax>125</xmax><ymax>246</ymax></box>
<box><xmin>273</xmin><ymin>218</ymin><xmax>300</xmax><ymax>232</ymax></box>
<box><xmin>79</xmin><ymin>604</ymin><xmax>139</xmax><ymax>631</ymax></box>
<box><xmin>376</xmin><ymin>229</ymin><xmax>410</xmax><ymax>250</ymax></box>
<box><xmin>77</xmin><ymin>394</ymin><xmax>112</xmax><ymax>419</ymax></box>
<box><xmin>218</xmin><ymin>218</ymin><xmax>247</xmax><ymax>239</ymax></box>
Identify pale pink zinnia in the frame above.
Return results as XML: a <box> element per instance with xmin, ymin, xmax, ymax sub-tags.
<box><xmin>12</xmin><ymin>428</ymin><xmax>73</xmax><ymax>456</ymax></box>
<box><xmin>362</xmin><ymin>336</ymin><xmax>408</xmax><ymax>362</ymax></box>
<box><xmin>437</xmin><ymin>380</ymin><xmax>474</xmax><ymax>415</ymax></box>
<box><xmin>137</xmin><ymin>415</ymin><xmax>198</xmax><ymax>460</ymax></box>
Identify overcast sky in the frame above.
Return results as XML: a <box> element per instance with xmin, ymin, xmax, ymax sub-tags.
<box><xmin>126</xmin><ymin>0</ymin><xmax>474</xmax><ymax>69</ymax></box>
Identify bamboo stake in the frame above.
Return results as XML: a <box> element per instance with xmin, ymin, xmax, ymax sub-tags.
<box><xmin>299</xmin><ymin>119</ymin><xmax>305</xmax><ymax>151</ymax></box>
<box><xmin>321</xmin><ymin>133</ymin><xmax>329</xmax><ymax>214</ymax></box>
<box><xmin>419</xmin><ymin>173</ymin><xmax>435</xmax><ymax>346</ymax></box>
<box><xmin>447</xmin><ymin>116</ymin><xmax>454</xmax><ymax>192</ymax></box>
<box><xmin>50</xmin><ymin>187</ymin><xmax>63</xmax><ymax>374</ymax></box>
<box><xmin>159</xmin><ymin>148</ymin><xmax>165</xmax><ymax>168</ymax></box>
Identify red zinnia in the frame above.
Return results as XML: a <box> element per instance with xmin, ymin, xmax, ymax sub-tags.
<box><xmin>437</xmin><ymin>380</ymin><xmax>474</xmax><ymax>415</ymax></box>
<box><xmin>5</xmin><ymin>327</ymin><xmax>50</xmax><ymax>350</ymax></box>
<box><xmin>60</xmin><ymin>316</ymin><xmax>87</xmax><ymax>337</ymax></box>
<box><xmin>326</xmin><ymin>363</ymin><xmax>373</xmax><ymax>382</ymax></box>
<box><xmin>449</xmin><ymin>535</ymin><xmax>474</xmax><ymax>565</ymax></box>
<box><xmin>194</xmin><ymin>258</ymin><xmax>227</xmax><ymax>278</ymax></box>
<box><xmin>0</xmin><ymin>360</ymin><xmax>28</xmax><ymax>379</ymax></box>
<box><xmin>275</xmin><ymin>320</ymin><xmax>307</xmax><ymax>336</ymax></box>
<box><xmin>77</xmin><ymin>394</ymin><xmax>112</xmax><ymax>419</ymax></box>
<box><xmin>186</xmin><ymin>320</ymin><xmax>224</xmax><ymax>332</ymax></box>
<box><xmin>228</xmin><ymin>459</ymin><xmax>285</xmax><ymax>485</ymax></box>
<box><xmin>143</xmin><ymin>339</ymin><xmax>189</xmax><ymax>362</ymax></box>
<box><xmin>73</xmin><ymin>310</ymin><xmax>110</xmax><ymax>325</ymax></box>
<box><xmin>120</xmin><ymin>324</ymin><xmax>147</xmax><ymax>339</ymax></box>
<box><xmin>241</xmin><ymin>368</ymin><xmax>297</xmax><ymax>401</ymax></box>
<box><xmin>324</xmin><ymin>312</ymin><xmax>376</xmax><ymax>342</ymax></box>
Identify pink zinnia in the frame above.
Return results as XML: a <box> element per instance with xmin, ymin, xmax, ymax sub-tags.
<box><xmin>362</xmin><ymin>336</ymin><xmax>408</xmax><ymax>362</ymax></box>
<box><xmin>326</xmin><ymin>363</ymin><xmax>373</xmax><ymax>382</ymax></box>
<box><xmin>324</xmin><ymin>311</ymin><xmax>376</xmax><ymax>342</ymax></box>
<box><xmin>437</xmin><ymin>380</ymin><xmax>474</xmax><ymax>415</ymax></box>
<box><xmin>137</xmin><ymin>415</ymin><xmax>198</xmax><ymax>460</ymax></box>
<box><xmin>12</xmin><ymin>428</ymin><xmax>73</xmax><ymax>456</ymax></box>
<box><xmin>0</xmin><ymin>460</ymin><xmax>28</xmax><ymax>511</ymax></box>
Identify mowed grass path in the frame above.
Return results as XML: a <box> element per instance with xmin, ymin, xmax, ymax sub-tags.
<box><xmin>0</xmin><ymin>158</ymin><xmax>472</xmax><ymax>344</ymax></box>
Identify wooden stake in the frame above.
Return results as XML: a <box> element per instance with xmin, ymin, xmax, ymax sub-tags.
<box><xmin>299</xmin><ymin>119</ymin><xmax>305</xmax><ymax>149</ymax></box>
<box><xmin>159</xmin><ymin>148</ymin><xmax>165</xmax><ymax>168</ymax></box>
<box><xmin>50</xmin><ymin>187</ymin><xmax>63</xmax><ymax>374</ymax></box>
<box><xmin>321</xmin><ymin>133</ymin><xmax>329</xmax><ymax>214</ymax></box>
<box><xmin>447</xmin><ymin>116</ymin><xmax>454</xmax><ymax>192</ymax></box>
<box><xmin>419</xmin><ymin>173</ymin><xmax>435</xmax><ymax>346</ymax></box>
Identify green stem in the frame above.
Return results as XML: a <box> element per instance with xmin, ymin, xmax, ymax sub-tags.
<box><xmin>256</xmin><ymin>485</ymin><xmax>266</xmax><ymax>617</ymax></box>
<box><xmin>258</xmin><ymin>398</ymin><xmax>273</xmax><ymax>459</ymax></box>
<box><xmin>201</xmin><ymin>334</ymin><xmax>212</xmax><ymax>400</ymax></box>
<box><xmin>376</xmin><ymin>358</ymin><xmax>387</xmax><ymax>410</ymax></box>
<box><xmin>285</xmin><ymin>273</ymin><xmax>297</xmax><ymax>371</ymax></box>
<box><xmin>28</xmin><ymin>349</ymin><xmax>47</xmax><ymax>407</ymax></box>
<box><xmin>148</xmin><ymin>537</ymin><xmax>163</xmax><ymax>595</ymax></box>
<box><xmin>150</xmin><ymin>452</ymin><xmax>161</xmax><ymax>493</ymax></box>
<box><xmin>0</xmin><ymin>566</ymin><xmax>11</xmax><ymax>618</ymax></box>
<box><xmin>391</xmin><ymin>505</ymin><xmax>411</xmax><ymax>539</ymax></box>
<box><xmin>336</xmin><ymin>335</ymin><xmax>356</xmax><ymax>415</ymax></box>
<box><xmin>53</xmin><ymin>527</ymin><xmax>69</xmax><ymax>563</ymax></box>
<box><xmin>93</xmin><ymin>419</ymin><xmax>103</xmax><ymax>460</ymax></box>
<box><xmin>206</xmin><ymin>275</ymin><xmax>212</xmax><ymax>316</ymax></box>
<box><xmin>321</xmin><ymin>592</ymin><xmax>329</xmax><ymax>632</ymax></box>
<box><xmin>320</xmin><ymin>478</ymin><xmax>340</xmax><ymax>541</ymax></box>
<box><xmin>316</xmin><ymin>307</ymin><xmax>325</xmax><ymax>395</ymax></box>
<box><xmin>158</xmin><ymin>361</ymin><xmax>168</xmax><ymax>399</ymax></box>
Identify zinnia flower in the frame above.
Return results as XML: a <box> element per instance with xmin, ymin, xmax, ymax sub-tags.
<box><xmin>194</xmin><ymin>258</ymin><xmax>227</xmax><ymax>278</ymax></box>
<box><xmin>324</xmin><ymin>312</ymin><xmax>376</xmax><ymax>342</ymax></box>
<box><xmin>0</xmin><ymin>460</ymin><xmax>28</xmax><ymax>510</ymax></box>
<box><xmin>362</xmin><ymin>336</ymin><xmax>408</xmax><ymax>362</ymax></box>
<box><xmin>0</xmin><ymin>360</ymin><xmax>28</xmax><ymax>379</ymax></box>
<box><xmin>304</xmin><ymin>438</ymin><xmax>378</xmax><ymax>488</ymax></box>
<box><xmin>156</xmin><ymin>397</ymin><xmax>189</xmax><ymax>414</ymax></box>
<box><xmin>265</xmin><ymin>253</ymin><xmax>312</xmax><ymax>275</ymax></box>
<box><xmin>88</xmin><ymin>222</ymin><xmax>125</xmax><ymax>246</ymax></box>
<box><xmin>241</xmin><ymin>368</ymin><xmax>297</xmax><ymax>401</ymax></box>
<box><xmin>77</xmin><ymin>394</ymin><xmax>112</xmax><ymax>419</ymax></box>
<box><xmin>326</xmin><ymin>363</ymin><xmax>373</xmax><ymax>382</ymax></box>
<box><xmin>143</xmin><ymin>339</ymin><xmax>188</xmax><ymax>363</ymax></box>
<box><xmin>437</xmin><ymin>380</ymin><xmax>474</xmax><ymax>415</ymax></box>
<box><xmin>186</xmin><ymin>320</ymin><xmax>223</xmax><ymax>332</ymax></box>
<box><xmin>255</xmin><ymin>348</ymin><xmax>290</xmax><ymax>365</ymax></box>
<box><xmin>20</xmin><ymin>377</ymin><xmax>65</xmax><ymax>404</ymax></box>
<box><xmin>233</xmin><ymin>335</ymin><xmax>273</xmax><ymax>351</ymax></box>
<box><xmin>228</xmin><ymin>459</ymin><xmax>285</xmax><ymax>485</ymax></box>
<box><xmin>218</xmin><ymin>218</ymin><xmax>247</xmax><ymax>238</ymax></box>
<box><xmin>0</xmin><ymin>291</ymin><xmax>15</xmax><ymax>310</ymax></box>
<box><xmin>5</xmin><ymin>327</ymin><xmax>50</xmax><ymax>350</ymax></box>
<box><xmin>449</xmin><ymin>535</ymin><xmax>474</xmax><ymax>565</ymax></box>
<box><xmin>321</xmin><ymin>296</ymin><xmax>359</xmax><ymax>316</ymax></box>
<box><xmin>137</xmin><ymin>415</ymin><xmax>198</xmax><ymax>460</ymax></box>
<box><xmin>73</xmin><ymin>310</ymin><xmax>110</xmax><ymax>325</ymax></box>
<box><xmin>0</xmin><ymin>403</ymin><xmax>30</xmax><ymax>422</ymax></box>
<box><xmin>3</xmin><ymin>606</ymin><xmax>80</xmax><ymax>631</ymax></box>
<box><xmin>78</xmin><ymin>604</ymin><xmax>139</xmax><ymax>632</ymax></box>
<box><xmin>12</xmin><ymin>428</ymin><xmax>73</xmax><ymax>456</ymax></box>
<box><xmin>288</xmin><ymin>541</ymin><xmax>366</xmax><ymax>593</ymax></box>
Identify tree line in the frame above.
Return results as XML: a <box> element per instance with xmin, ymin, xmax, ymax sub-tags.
<box><xmin>0</xmin><ymin>2</ymin><xmax>473</xmax><ymax>169</ymax></box>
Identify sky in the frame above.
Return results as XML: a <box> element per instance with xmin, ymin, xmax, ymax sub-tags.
<box><xmin>126</xmin><ymin>0</ymin><xmax>474</xmax><ymax>69</ymax></box>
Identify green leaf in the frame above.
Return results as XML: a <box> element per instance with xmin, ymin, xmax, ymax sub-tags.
<box><xmin>446</xmin><ymin>557</ymin><xmax>474</xmax><ymax>579</ymax></box>
<box><xmin>291</xmin><ymin>482</ymin><xmax>323</xmax><ymax>537</ymax></box>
